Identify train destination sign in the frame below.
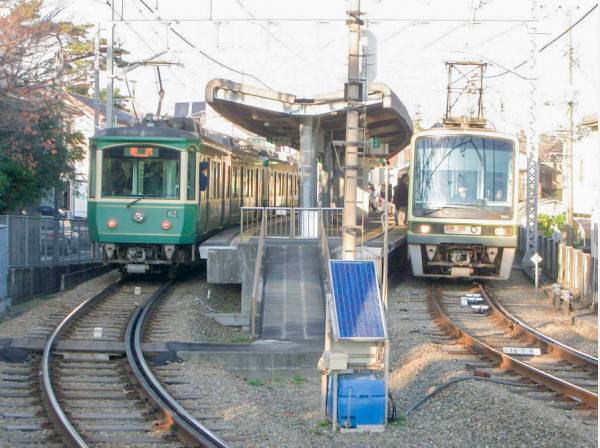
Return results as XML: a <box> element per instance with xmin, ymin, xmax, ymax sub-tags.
<box><xmin>125</xmin><ymin>147</ymin><xmax>159</xmax><ymax>158</ymax></box>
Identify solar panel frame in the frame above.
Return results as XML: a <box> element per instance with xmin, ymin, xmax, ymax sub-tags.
<box><xmin>329</xmin><ymin>259</ymin><xmax>387</xmax><ymax>341</ymax></box>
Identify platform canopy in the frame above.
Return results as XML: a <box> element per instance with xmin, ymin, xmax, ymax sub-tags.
<box><xmin>205</xmin><ymin>79</ymin><xmax>413</xmax><ymax>156</ymax></box>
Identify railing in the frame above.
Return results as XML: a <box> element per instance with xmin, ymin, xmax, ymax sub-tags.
<box><xmin>319</xmin><ymin>212</ymin><xmax>333</xmax><ymax>294</ymax></box>
<box><xmin>0</xmin><ymin>215</ymin><xmax>101</xmax><ymax>268</ymax></box>
<box><xmin>240</xmin><ymin>207</ymin><xmax>343</xmax><ymax>240</ymax></box>
<box><xmin>518</xmin><ymin>226</ymin><xmax>598</xmax><ymax>304</ymax></box>
<box><xmin>250</xmin><ymin>213</ymin><xmax>267</xmax><ymax>337</ymax></box>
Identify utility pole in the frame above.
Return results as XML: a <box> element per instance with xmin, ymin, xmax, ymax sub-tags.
<box><xmin>106</xmin><ymin>0</ymin><xmax>115</xmax><ymax>129</ymax></box>
<box><xmin>523</xmin><ymin>0</ymin><xmax>540</xmax><ymax>270</ymax></box>
<box><xmin>94</xmin><ymin>24</ymin><xmax>101</xmax><ymax>133</ymax></box>
<box><xmin>342</xmin><ymin>0</ymin><xmax>362</xmax><ymax>261</ymax></box>
<box><xmin>564</xmin><ymin>10</ymin><xmax>575</xmax><ymax>244</ymax></box>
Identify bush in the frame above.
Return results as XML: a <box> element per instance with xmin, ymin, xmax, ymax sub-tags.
<box><xmin>537</xmin><ymin>213</ymin><xmax>566</xmax><ymax>238</ymax></box>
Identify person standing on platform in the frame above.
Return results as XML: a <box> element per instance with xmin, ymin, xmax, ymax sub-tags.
<box><xmin>393</xmin><ymin>174</ymin><xmax>409</xmax><ymax>226</ymax></box>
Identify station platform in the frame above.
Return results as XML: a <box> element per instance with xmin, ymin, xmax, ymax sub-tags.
<box><xmin>198</xmin><ymin>220</ymin><xmax>407</xmax><ymax>342</ymax></box>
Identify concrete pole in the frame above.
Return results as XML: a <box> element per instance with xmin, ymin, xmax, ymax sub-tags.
<box><xmin>299</xmin><ymin>117</ymin><xmax>317</xmax><ymax>207</ymax></box>
<box><xmin>106</xmin><ymin>0</ymin><xmax>115</xmax><ymax>129</ymax></box>
<box><xmin>94</xmin><ymin>25</ymin><xmax>100</xmax><ymax>133</ymax></box>
<box><xmin>565</xmin><ymin>11</ymin><xmax>575</xmax><ymax>244</ymax></box>
<box><xmin>342</xmin><ymin>0</ymin><xmax>361</xmax><ymax>261</ymax></box>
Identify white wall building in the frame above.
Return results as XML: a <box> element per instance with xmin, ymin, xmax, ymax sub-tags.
<box><xmin>63</xmin><ymin>93</ymin><xmax>133</xmax><ymax>218</ymax></box>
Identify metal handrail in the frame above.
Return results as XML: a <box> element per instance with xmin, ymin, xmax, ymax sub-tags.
<box><xmin>319</xmin><ymin>211</ymin><xmax>333</xmax><ymax>294</ymax></box>
<box><xmin>240</xmin><ymin>207</ymin><xmax>343</xmax><ymax>240</ymax></box>
<box><xmin>250</xmin><ymin>213</ymin><xmax>267</xmax><ymax>337</ymax></box>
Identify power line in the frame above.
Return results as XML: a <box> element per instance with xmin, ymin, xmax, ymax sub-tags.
<box><xmin>234</xmin><ymin>0</ymin><xmax>305</xmax><ymax>61</ymax></box>
<box><xmin>132</xmin><ymin>0</ymin><xmax>272</xmax><ymax>89</ymax></box>
<box><xmin>538</xmin><ymin>3</ymin><xmax>597</xmax><ymax>53</ymax></box>
<box><xmin>485</xmin><ymin>3</ymin><xmax>598</xmax><ymax>80</ymax></box>
<box><xmin>105</xmin><ymin>17</ymin><xmax>538</xmax><ymax>23</ymax></box>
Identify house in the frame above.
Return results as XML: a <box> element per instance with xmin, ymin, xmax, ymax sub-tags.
<box><xmin>58</xmin><ymin>93</ymin><xmax>134</xmax><ymax>217</ymax></box>
<box><xmin>573</xmin><ymin>114</ymin><xmax>598</xmax><ymax>217</ymax></box>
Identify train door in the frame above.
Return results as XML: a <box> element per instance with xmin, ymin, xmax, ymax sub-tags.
<box><xmin>198</xmin><ymin>157</ymin><xmax>210</xmax><ymax>234</ymax></box>
<box><xmin>230</xmin><ymin>164</ymin><xmax>241</xmax><ymax>223</ymax></box>
<box><xmin>222</xmin><ymin>158</ymin><xmax>231</xmax><ymax>227</ymax></box>
<box><xmin>207</xmin><ymin>158</ymin><xmax>222</xmax><ymax>230</ymax></box>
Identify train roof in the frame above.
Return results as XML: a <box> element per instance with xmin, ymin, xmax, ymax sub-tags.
<box><xmin>412</xmin><ymin>126</ymin><xmax>518</xmax><ymax>142</ymax></box>
<box><xmin>92</xmin><ymin>124</ymin><xmax>296</xmax><ymax>166</ymax></box>
<box><xmin>93</xmin><ymin>125</ymin><xmax>198</xmax><ymax>141</ymax></box>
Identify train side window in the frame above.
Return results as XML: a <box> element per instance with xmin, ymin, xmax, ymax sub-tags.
<box><xmin>217</xmin><ymin>162</ymin><xmax>222</xmax><ymax>198</ymax></box>
<box><xmin>225</xmin><ymin>165</ymin><xmax>231</xmax><ymax>198</ymax></box>
<box><xmin>199</xmin><ymin>161</ymin><xmax>208</xmax><ymax>193</ymax></box>
<box><xmin>187</xmin><ymin>151</ymin><xmax>196</xmax><ymax>200</ymax></box>
<box><xmin>89</xmin><ymin>145</ymin><xmax>96</xmax><ymax>198</ymax></box>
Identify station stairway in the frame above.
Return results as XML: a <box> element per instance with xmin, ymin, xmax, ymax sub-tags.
<box><xmin>259</xmin><ymin>243</ymin><xmax>325</xmax><ymax>341</ymax></box>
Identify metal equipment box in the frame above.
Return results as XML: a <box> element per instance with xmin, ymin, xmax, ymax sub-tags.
<box><xmin>327</xmin><ymin>373</ymin><xmax>386</xmax><ymax>429</ymax></box>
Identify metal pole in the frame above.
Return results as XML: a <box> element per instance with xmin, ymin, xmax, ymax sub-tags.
<box><xmin>106</xmin><ymin>1</ymin><xmax>115</xmax><ymax>129</ymax></box>
<box><xmin>320</xmin><ymin>293</ymin><xmax>332</xmax><ymax>420</ymax></box>
<box><xmin>522</xmin><ymin>1</ymin><xmax>539</xmax><ymax>270</ymax></box>
<box><xmin>342</xmin><ymin>0</ymin><xmax>362</xmax><ymax>261</ymax></box>
<box><xmin>94</xmin><ymin>24</ymin><xmax>100</xmax><ymax>132</ymax></box>
<box><xmin>382</xmin><ymin>165</ymin><xmax>389</xmax><ymax>309</ymax></box>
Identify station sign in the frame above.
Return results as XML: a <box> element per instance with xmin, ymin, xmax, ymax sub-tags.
<box><xmin>267</xmin><ymin>136</ymin><xmax>291</xmax><ymax>147</ymax></box>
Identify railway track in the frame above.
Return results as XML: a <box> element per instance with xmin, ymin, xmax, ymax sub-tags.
<box><xmin>38</xmin><ymin>279</ymin><xmax>228</xmax><ymax>448</ymax></box>
<box><xmin>428</xmin><ymin>283</ymin><xmax>598</xmax><ymax>411</ymax></box>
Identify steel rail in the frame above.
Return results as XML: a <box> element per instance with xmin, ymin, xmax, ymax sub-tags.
<box><xmin>479</xmin><ymin>283</ymin><xmax>598</xmax><ymax>370</ymax></box>
<box><xmin>39</xmin><ymin>280</ymin><xmax>121</xmax><ymax>448</ymax></box>
<box><xmin>125</xmin><ymin>281</ymin><xmax>229</xmax><ymax>448</ymax></box>
<box><xmin>428</xmin><ymin>286</ymin><xmax>598</xmax><ymax>409</ymax></box>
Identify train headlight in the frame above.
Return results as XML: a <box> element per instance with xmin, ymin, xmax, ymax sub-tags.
<box><xmin>161</xmin><ymin>219</ymin><xmax>172</xmax><ymax>230</ymax></box>
<box><xmin>132</xmin><ymin>211</ymin><xmax>145</xmax><ymax>222</ymax></box>
<box><xmin>417</xmin><ymin>224</ymin><xmax>432</xmax><ymax>234</ymax></box>
<box><xmin>106</xmin><ymin>218</ymin><xmax>118</xmax><ymax>229</ymax></box>
<box><xmin>494</xmin><ymin>226</ymin><xmax>510</xmax><ymax>236</ymax></box>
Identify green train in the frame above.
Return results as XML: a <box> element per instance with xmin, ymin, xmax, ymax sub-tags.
<box><xmin>88</xmin><ymin>122</ymin><xmax>298</xmax><ymax>275</ymax></box>
<box><xmin>407</xmin><ymin>126</ymin><xmax>519</xmax><ymax>279</ymax></box>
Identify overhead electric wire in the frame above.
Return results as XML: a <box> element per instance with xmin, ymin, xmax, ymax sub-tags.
<box><xmin>235</xmin><ymin>0</ymin><xmax>305</xmax><ymax>61</ymax></box>
<box><xmin>485</xmin><ymin>3</ymin><xmax>598</xmax><ymax>80</ymax></box>
<box><xmin>133</xmin><ymin>0</ymin><xmax>272</xmax><ymax>89</ymax></box>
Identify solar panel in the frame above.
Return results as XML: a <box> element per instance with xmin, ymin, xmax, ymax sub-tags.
<box><xmin>329</xmin><ymin>260</ymin><xmax>386</xmax><ymax>341</ymax></box>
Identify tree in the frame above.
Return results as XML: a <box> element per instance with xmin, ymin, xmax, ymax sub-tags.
<box><xmin>0</xmin><ymin>0</ymin><xmax>91</xmax><ymax>213</ymax></box>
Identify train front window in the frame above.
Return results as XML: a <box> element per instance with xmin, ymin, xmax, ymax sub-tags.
<box><xmin>413</xmin><ymin>135</ymin><xmax>514</xmax><ymax>218</ymax></box>
<box><xmin>101</xmin><ymin>146</ymin><xmax>180</xmax><ymax>199</ymax></box>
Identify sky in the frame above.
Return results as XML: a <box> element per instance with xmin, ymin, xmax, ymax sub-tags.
<box><xmin>59</xmin><ymin>0</ymin><xmax>598</xmax><ymax>137</ymax></box>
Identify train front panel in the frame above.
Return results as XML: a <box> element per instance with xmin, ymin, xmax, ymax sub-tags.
<box><xmin>407</xmin><ymin>128</ymin><xmax>519</xmax><ymax>280</ymax></box>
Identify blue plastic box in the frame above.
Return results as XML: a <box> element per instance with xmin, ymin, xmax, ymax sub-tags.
<box><xmin>327</xmin><ymin>373</ymin><xmax>385</xmax><ymax>428</ymax></box>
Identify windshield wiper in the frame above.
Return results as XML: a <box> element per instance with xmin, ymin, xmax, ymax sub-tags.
<box><xmin>420</xmin><ymin>204</ymin><xmax>499</xmax><ymax>218</ymax></box>
<box><xmin>127</xmin><ymin>194</ymin><xmax>158</xmax><ymax>208</ymax></box>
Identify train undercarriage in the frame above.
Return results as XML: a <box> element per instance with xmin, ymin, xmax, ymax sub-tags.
<box><xmin>409</xmin><ymin>243</ymin><xmax>515</xmax><ymax>280</ymax></box>
<box><xmin>102</xmin><ymin>243</ymin><xmax>196</xmax><ymax>276</ymax></box>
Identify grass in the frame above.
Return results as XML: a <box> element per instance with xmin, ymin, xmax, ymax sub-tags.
<box><xmin>246</xmin><ymin>378</ymin><xmax>264</xmax><ymax>387</ymax></box>
<box><xmin>0</xmin><ymin>292</ymin><xmax>57</xmax><ymax>324</ymax></box>
<box><xmin>389</xmin><ymin>413</ymin><xmax>407</xmax><ymax>427</ymax></box>
<box><xmin>290</xmin><ymin>375</ymin><xmax>307</xmax><ymax>385</ymax></box>
<box><xmin>229</xmin><ymin>334</ymin><xmax>254</xmax><ymax>344</ymax></box>
<box><xmin>309</xmin><ymin>419</ymin><xmax>331</xmax><ymax>435</ymax></box>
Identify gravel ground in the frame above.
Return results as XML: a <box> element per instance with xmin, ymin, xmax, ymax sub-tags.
<box><xmin>0</xmin><ymin>270</ymin><xmax>120</xmax><ymax>340</ymax></box>
<box><xmin>154</xmin><ymin>270</ymin><xmax>598</xmax><ymax>447</ymax></box>
<box><xmin>489</xmin><ymin>270</ymin><xmax>598</xmax><ymax>356</ymax></box>
<box><xmin>148</xmin><ymin>268</ymin><xmax>251</xmax><ymax>344</ymax></box>
<box><xmin>0</xmin><ymin>265</ymin><xmax>595</xmax><ymax>447</ymax></box>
